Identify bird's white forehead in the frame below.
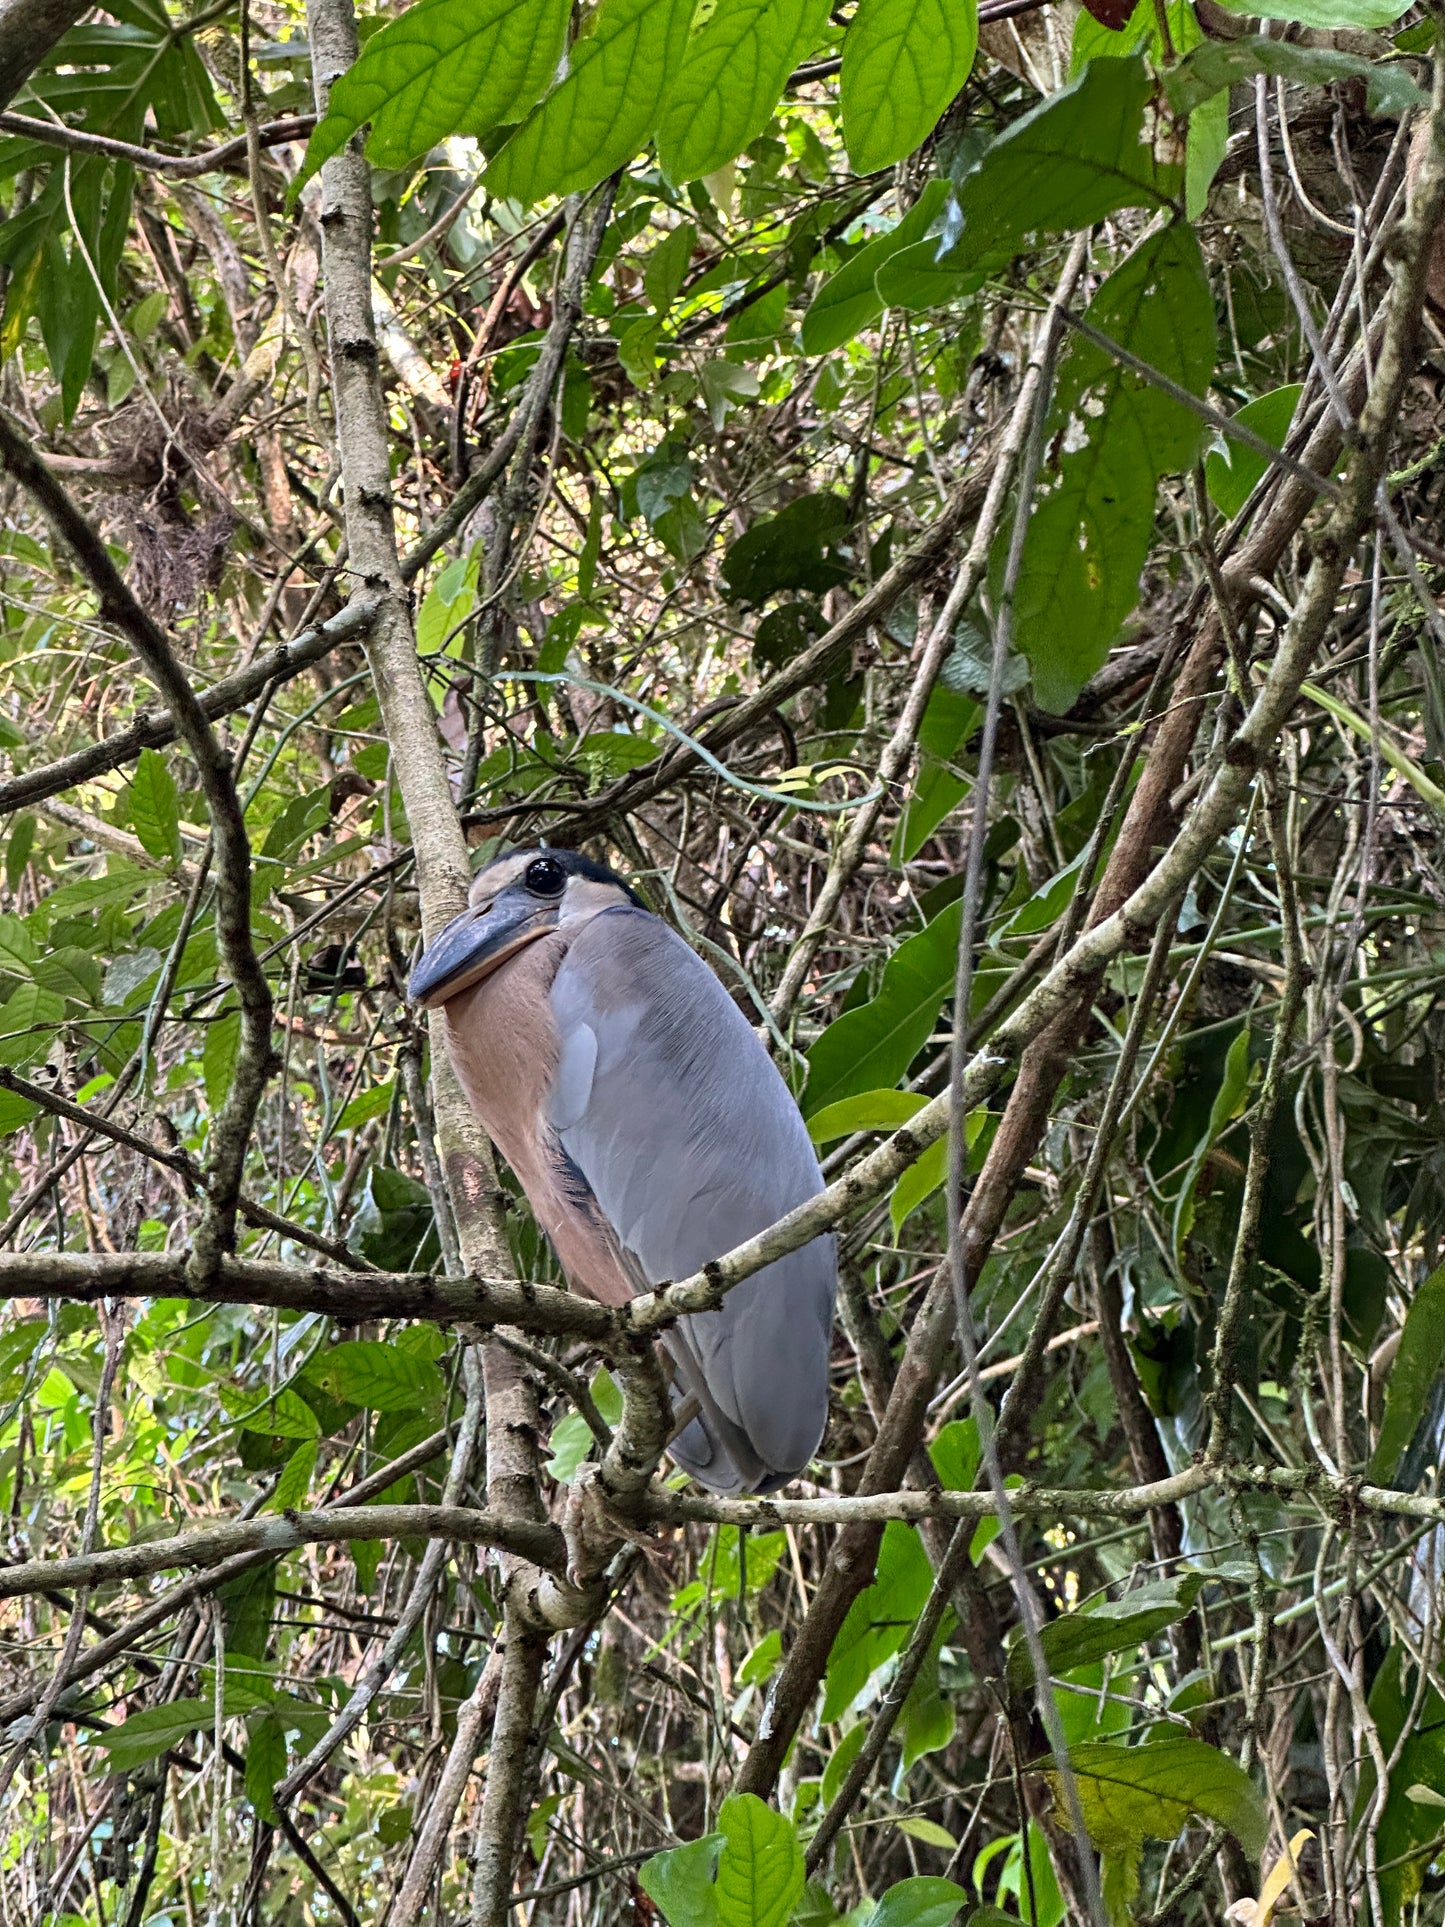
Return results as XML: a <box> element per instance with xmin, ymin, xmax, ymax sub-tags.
<box><xmin>467</xmin><ymin>853</ymin><xmax>533</xmax><ymax>906</ymax></box>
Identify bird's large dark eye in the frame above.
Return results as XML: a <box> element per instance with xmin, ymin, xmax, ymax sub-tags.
<box><xmin>525</xmin><ymin>856</ymin><xmax>566</xmax><ymax>897</ymax></box>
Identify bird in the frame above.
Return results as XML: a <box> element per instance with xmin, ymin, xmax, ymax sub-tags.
<box><xmin>408</xmin><ymin>845</ymin><xmax>836</xmax><ymax>1495</ymax></box>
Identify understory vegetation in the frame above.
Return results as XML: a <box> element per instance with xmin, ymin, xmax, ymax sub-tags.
<box><xmin>3</xmin><ymin>0</ymin><xmax>1445</xmax><ymax>1921</ymax></box>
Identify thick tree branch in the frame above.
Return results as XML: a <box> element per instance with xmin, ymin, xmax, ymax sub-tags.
<box><xmin>0</xmin><ymin>1504</ymin><xmax>565</xmax><ymax>1601</ymax></box>
<box><xmin>0</xmin><ymin>0</ymin><xmax>86</xmax><ymax>110</ymax></box>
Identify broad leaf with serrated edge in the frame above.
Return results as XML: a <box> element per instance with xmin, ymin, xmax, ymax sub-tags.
<box><xmin>714</xmin><ymin>1794</ymin><xmax>804</xmax><ymax>1927</ymax></box>
<box><xmin>306</xmin><ymin>1339</ymin><xmax>445</xmax><ymax>1413</ymax></box>
<box><xmin>841</xmin><ymin>0</ymin><xmax>978</xmax><ymax>173</ymax></box>
<box><xmin>488</xmin><ymin>0</ymin><xmax>697</xmax><ymax>206</ymax></box>
<box><xmin>130</xmin><ymin>747</ymin><xmax>182</xmax><ymax>861</ymax></box>
<box><xmin>657</xmin><ymin>0</ymin><xmax>828</xmax><ymax>183</ymax></box>
<box><xmin>295</xmin><ymin>0</ymin><xmax>568</xmax><ymax>196</ymax></box>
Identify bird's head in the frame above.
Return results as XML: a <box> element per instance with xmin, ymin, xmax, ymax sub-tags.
<box><xmin>407</xmin><ymin>846</ymin><xmax>642</xmax><ymax>1009</ymax></box>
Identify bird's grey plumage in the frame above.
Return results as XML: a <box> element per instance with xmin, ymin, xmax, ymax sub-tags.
<box><xmin>547</xmin><ymin>904</ymin><xmax>835</xmax><ymax>1493</ymax></box>
<box><xmin>409</xmin><ymin>847</ymin><xmax>835</xmax><ymax>1497</ymax></box>
<box><xmin>408</xmin><ymin>851</ymin><xmax>836</xmax><ymax>1495</ymax></box>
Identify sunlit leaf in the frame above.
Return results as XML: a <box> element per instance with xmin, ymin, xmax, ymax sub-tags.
<box><xmin>295</xmin><ymin>0</ymin><xmax>569</xmax><ymax>195</ymax></box>
<box><xmin>488</xmin><ymin>0</ymin><xmax>697</xmax><ymax>205</ymax></box>
<box><xmin>840</xmin><ymin>0</ymin><xmax>978</xmax><ymax>173</ymax></box>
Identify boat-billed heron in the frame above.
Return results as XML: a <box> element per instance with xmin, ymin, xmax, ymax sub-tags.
<box><xmin>408</xmin><ymin>846</ymin><xmax>835</xmax><ymax>1495</ymax></box>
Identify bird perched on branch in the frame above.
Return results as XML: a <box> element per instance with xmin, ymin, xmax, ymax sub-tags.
<box><xmin>409</xmin><ymin>846</ymin><xmax>836</xmax><ymax>1495</ymax></box>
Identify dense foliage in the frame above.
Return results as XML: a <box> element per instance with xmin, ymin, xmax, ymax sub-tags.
<box><xmin>3</xmin><ymin>0</ymin><xmax>1445</xmax><ymax>1922</ymax></box>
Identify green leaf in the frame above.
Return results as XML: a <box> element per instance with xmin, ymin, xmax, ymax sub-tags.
<box><xmin>334</xmin><ymin>1080</ymin><xmax>396</xmax><ymax>1134</ymax></box>
<box><xmin>873</xmin><ymin>235</ymin><xmax>977</xmax><ymax>314</ymax></box>
<box><xmin>1204</xmin><ymin>383</ymin><xmax>1303</xmax><ymax>520</ymax></box>
<box><xmin>104</xmin><ymin>946</ymin><xmax>163</xmax><ymax>1007</ymax></box>
<box><xmin>840</xmin><ymin>0</ymin><xmax>978</xmax><ymax>173</ymax></box>
<box><xmin>1185</xmin><ymin>87</ymin><xmax>1229</xmax><ymax>220</ymax></box>
<box><xmin>801</xmin><ymin>180</ymin><xmax>949</xmax><ymax>356</ymax></box>
<box><xmin>203</xmin><ymin>1007</ymin><xmax>241</xmax><ymax>1112</ymax></box>
<box><xmin>306</xmin><ymin>1339</ymin><xmax>445</xmax><ymax>1413</ymax></box>
<box><xmin>295</xmin><ymin>0</ymin><xmax>568</xmax><ymax>196</ymax></box>
<box><xmin>32</xmin><ymin>947</ymin><xmax>102</xmax><ymax>1005</ymax></box>
<box><xmin>1216</xmin><ymin>0</ymin><xmax>1409</xmax><ymax>28</ymax></box>
<box><xmin>737</xmin><ymin>1629</ymin><xmax>783</xmax><ymax>1687</ymax></box>
<box><xmin>0</xmin><ymin>1085</ymin><xmax>40</xmax><ymax>1136</ymax></box>
<box><xmin>269</xmin><ymin>1438</ymin><xmax>319</xmax><ymax>1511</ymax></box>
<box><xmin>928</xmin><ymin>1418</ymin><xmax>979</xmax><ymax>1492</ymax></box>
<box><xmin>639</xmin><ymin>1833</ymin><xmax>724</xmax><ymax>1927</ymax></box>
<box><xmin>892</xmin><ymin>684</ymin><xmax>979</xmax><ymax>863</ymax></box>
<box><xmin>821</xmin><ymin>1721</ymin><xmax>866</xmax><ymax>1806</ymax></box>
<box><xmin>0</xmin><ymin>914</ymin><xmax>37</xmax><ymax>975</ymax></box>
<box><xmin>937</xmin><ymin>56</ymin><xmax>1178</xmax><ymax>280</ymax></box>
<box><xmin>130</xmin><ymin>747</ymin><xmax>182</xmax><ymax>861</ymax></box>
<box><xmin>889</xmin><ymin>1134</ymin><xmax>948</xmax><ymax>1232</ymax></box>
<box><xmin>644</xmin><ymin>221</ymin><xmax>696</xmax><ymax>316</ymax></box>
<box><xmin>715</xmin><ymin>1793</ymin><xmax>805</xmax><ymax>1927</ymax></box>
<box><xmin>417</xmin><ymin>548</ymin><xmax>481</xmax><ymax>659</ymax></box>
<box><xmin>126</xmin><ymin>287</ymin><xmax>167</xmax><ymax>340</ymax></box>
<box><xmin>1172</xmin><ymin>1020</ymin><xmax>1251</xmax><ymax>1261</ymax></box>
<box><xmin>245</xmin><ymin>1712</ymin><xmax>286</xmax><ymax>1822</ymax></box>
<box><xmin>545</xmin><ymin>1409</ymin><xmax>597</xmax><ymax>1483</ymax></box>
<box><xmin>1172</xmin><ymin>28</ymin><xmax>1424</xmax><ymax>110</ymax></box>
<box><xmin>96</xmin><ymin>1698</ymin><xmax>217</xmax><ymax>1773</ymax></box>
<box><xmin>1358</xmin><ymin>1649</ymin><xmax>1445</xmax><ymax>1927</ymax></box>
<box><xmin>218</xmin><ymin>1561</ymin><xmax>277</xmax><ymax>1660</ymax></box>
<box><xmin>870</xmin><ymin>1876</ymin><xmax>967</xmax><ymax>1927</ymax></box>
<box><xmin>898</xmin><ymin>1621</ymin><xmax>955</xmax><ymax>1769</ymax></box>
<box><xmin>700</xmin><ymin>356</ymin><xmax>760</xmax><ymax>429</ymax></box>
<box><xmin>0</xmin><ymin>981</ymin><xmax>66</xmax><ymax>1070</ymax></box>
<box><xmin>895</xmin><ymin>1820</ymin><xmax>957</xmax><ymax>1851</ymax></box>
<box><xmin>1052</xmin><ymin>1737</ymin><xmax>1267</xmax><ymax>1861</ymax></box>
<box><xmin>488</xmin><ymin>0</ymin><xmax>697</xmax><ymax>206</ymax></box>
<box><xmin>1011</xmin><ymin>222</ymin><xmax>1215</xmax><ymax>712</ymax></box>
<box><xmin>352</xmin><ymin>1165</ymin><xmax>443</xmax><ymax>1271</ymax></box>
<box><xmin>1302</xmin><ymin>681</ymin><xmax>1445</xmax><ymax>817</ymax></box>
<box><xmin>261</xmin><ymin>786</ymin><xmax>333</xmax><ymax>862</ymax></box>
<box><xmin>1371</xmin><ymin>1263</ymin><xmax>1445</xmax><ymax>1484</ymax></box>
<box><xmin>1007</xmin><ymin>1575</ymin><xmax>1204</xmax><ymax>1687</ymax></box>
<box><xmin>823</xmin><ymin>1520</ymin><xmax>932</xmax><ymax>1720</ymax></box>
<box><xmin>97</xmin><ymin>1670</ymin><xmax>325</xmax><ymax>1777</ymax></box>
<box><xmin>808</xmin><ymin>1088</ymin><xmax>928</xmax><ymax>1144</ymax></box>
<box><xmin>657</xmin><ymin>0</ymin><xmax>828</xmax><ymax>182</ymax></box>
<box><xmin>221</xmin><ymin>1382</ymin><xmax>322</xmax><ymax>1440</ymax></box>
<box><xmin>805</xmin><ymin>897</ymin><xmax>960</xmax><ymax>1117</ymax></box>
<box><xmin>722</xmin><ymin>492</ymin><xmax>854</xmax><ymax>604</ymax></box>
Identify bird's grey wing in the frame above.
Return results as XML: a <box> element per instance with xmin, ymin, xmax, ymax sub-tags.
<box><xmin>546</xmin><ymin>906</ymin><xmax>835</xmax><ymax>1495</ymax></box>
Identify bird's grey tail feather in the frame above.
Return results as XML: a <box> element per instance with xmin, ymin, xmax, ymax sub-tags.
<box><xmin>661</xmin><ymin>1329</ymin><xmax>770</xmax><ymax>1496</ymax></box>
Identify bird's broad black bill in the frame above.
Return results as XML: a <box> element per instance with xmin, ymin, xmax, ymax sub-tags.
<box><xmin>408</xmin><ymin>897</ymin><xmax>555</xmax><ymax>1008</ymax></box>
